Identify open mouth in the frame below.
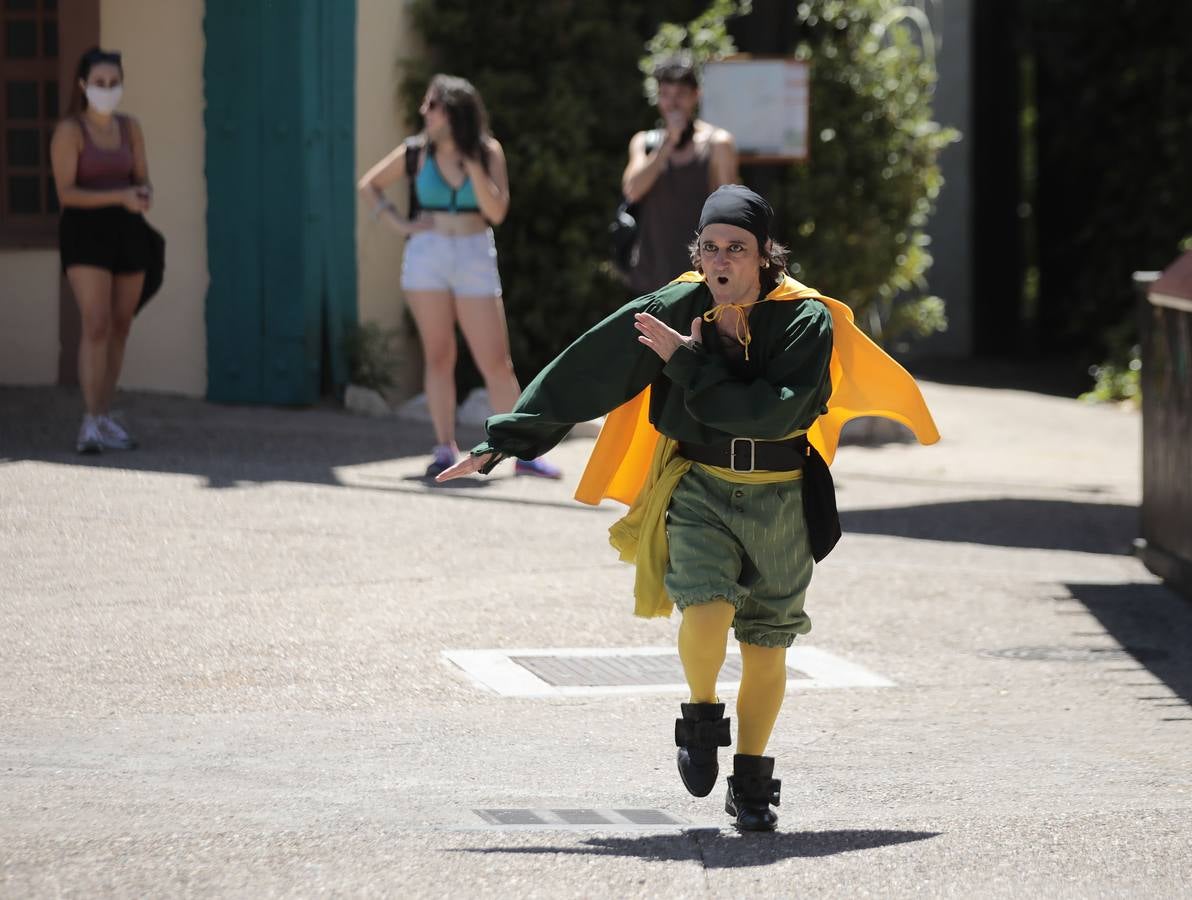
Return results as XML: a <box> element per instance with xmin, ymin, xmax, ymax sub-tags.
<box><xmin>716</xmin><ymin>275</ymin><xmax>729</xmax><ymax>285</ymax></box>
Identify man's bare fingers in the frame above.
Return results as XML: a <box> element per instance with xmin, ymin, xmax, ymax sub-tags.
<box><xmin>434</xmin><ymin>454</ymin><xmax>489</xmax><ymax>482</ymax></box>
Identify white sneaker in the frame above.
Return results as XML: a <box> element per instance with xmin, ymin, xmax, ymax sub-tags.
<box><xmin>96</xmin><ymin>414</ymin><xmax>137</xmax><ymax>450</ymax></box>
<box><xmin>76</xmin><ymin>416</ymin><xmax>103</xmax><ymax>454</ymax></box>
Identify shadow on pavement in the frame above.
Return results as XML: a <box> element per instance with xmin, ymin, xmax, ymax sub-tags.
<box><xmin>455</xmin><ymin>828</ymin><xmax>940</xmax><ymax>865</ymax></box>
<box><xmin>1067</xmin><ymin>581</ymin><xmax>1192</xmax><ymax>713</ymax></box>
<box><xmin>342</xmin><ymin>475</ymin><xmax>606</xmax><ymax>512</ymax></box>
<box><xmin>0</xmin><ymin>386</ymin><xmax>607</xmax><ymax>512</ymax></box>
<box><xmin>1</xmin><ymin>386</ymin><xmax>436</xmax><ymax>487</ymax></box>
<box><xmin>842</xmin><ymin>498</ymin><xmax>1138</xmax><ymax>555</ymax></box>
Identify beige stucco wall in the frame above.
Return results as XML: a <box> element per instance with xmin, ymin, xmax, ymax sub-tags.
<box><xmin>4</xmin><ymin>3</ymin><xmax>415</xmax><ymax>395</ymax></box>
<box><xmin>101</xmin><ymin>0</ymin><xmax>208</xmax><ymax>396</ymax></box>
<box><xmin>0</xmin><ymin>251</ymin><xmax>59</xmax><ymax>384</ymax></box>
<box><xmin>355</xmin><ymin>0</ymin><xmax>422</xmax><ymax>399</ymax></box>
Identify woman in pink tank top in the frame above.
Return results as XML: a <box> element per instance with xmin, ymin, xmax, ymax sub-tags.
<box><xmin>50</xmin><ymin>47</ymin><xmax>155</xmax><ymax>454</ymax></box>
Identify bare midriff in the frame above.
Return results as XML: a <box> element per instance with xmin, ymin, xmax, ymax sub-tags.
<box><xmin>428</xmin><ymin>210</ymin><xmax>489</xmax><ymax>236</ymax></box>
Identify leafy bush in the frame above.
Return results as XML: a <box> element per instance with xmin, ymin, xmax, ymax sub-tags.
<box><xmin>343</xmin><ymin>321</ymin><xmax>402</xmax><ymax>391</ymax></box>
<box><xmin>1080</xmin><ymin>356</ymin><xmax>1141</xmax><ymax>407</ymax></box>
<box><xmin>1078</xmin><ymin>314</ymin><xmax>1142</xmax><ymax>405</ymax></box>
<box><xmin>643</xmin><ymin>0</ymin><xmax>958</xmax><ymax>346</ymax></box>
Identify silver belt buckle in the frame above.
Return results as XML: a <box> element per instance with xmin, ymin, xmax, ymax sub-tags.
<box><xmin>730</xmin><ymin>438</ymin><xmax>756</xmax><ymax>473</ymax></box>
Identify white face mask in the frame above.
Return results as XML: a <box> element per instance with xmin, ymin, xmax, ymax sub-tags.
<box><xmin>85</xmin><ymin>84</ymin><xmax>123</xmax><ymax>114</ymax></box>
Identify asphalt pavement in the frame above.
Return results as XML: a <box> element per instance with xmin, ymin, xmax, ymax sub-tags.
<box><xmin>1</xmin><ymin>378</ymin><xmax>1189</xmax><ymax>899</ymax></box>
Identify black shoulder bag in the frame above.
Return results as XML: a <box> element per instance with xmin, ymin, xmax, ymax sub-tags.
<box><xmin>135</xmin><ymin>219</ymin><xmax>166</xmax><ymax>315</ymax></box>
<box><xmin>403</xmin><ymin>137</ymin><xmax>423</xmax><ymax>218</ymax></box>
<box><xmin>802</xmin><ymin>442</ymin><xmax>842</xmax><ymax>562</ymax></box>
<box><xmin>609</xmin><ymin>129</ymin><xmax>663</xmax><ymax>280</ymax></box>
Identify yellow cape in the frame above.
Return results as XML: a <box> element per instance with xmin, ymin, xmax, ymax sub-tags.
<box><xmin>574</xmin><ymin>272</ymin><xmax>940</xmax><ymax>507</ymax></box>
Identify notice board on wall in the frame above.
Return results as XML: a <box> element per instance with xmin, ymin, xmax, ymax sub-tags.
<box><xmin>700</xmin><ymin>57</ymin><xmax>810</xmax><ymax>162</ymax></box>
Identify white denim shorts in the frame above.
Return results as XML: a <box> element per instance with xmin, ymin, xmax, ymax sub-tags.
<box><xmin>400</xmin><ymin>228</ymin><xmax>502</xmax><ymax>297</ymax></box>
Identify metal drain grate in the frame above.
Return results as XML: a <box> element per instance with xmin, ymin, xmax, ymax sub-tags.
<box><xmin>444</xmin><ymin>646</ymin><xmax>895</xmax><ymax>697</ymax></box>
<box><xmin>473</xmin><ymin>808</ymin><xmax>686</xmax><ymax>828</ymax></box>
<box><xmin>510</xmin><ymin>652</ymin><xmax>808</xmax><ymax>687</ymax></box>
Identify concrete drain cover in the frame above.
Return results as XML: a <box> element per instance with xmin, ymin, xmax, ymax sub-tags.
<box><xmin>443</xmin><ymin>645</ymin><xmax>894</xmax><ymax>697</ymax></box>
<box><xmin>473</xmin><ymin>808</ymin><xmax>686</xmax><ymax>829</ymax></box>
<box><xmin>983</xmin><ymin>645</ymin><xmax>1169</xmax><ymax>663</ymax></box>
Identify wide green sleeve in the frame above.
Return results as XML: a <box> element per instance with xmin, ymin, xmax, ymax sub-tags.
<box><xmin>661</xmin><ymin>300</ymin><xmax>834</xmax><ymax>439</ymax></box>
<box><xmin>470</xmin><ymin>292</ymin><xmax>675</xmax><ymax>464</ymax></box>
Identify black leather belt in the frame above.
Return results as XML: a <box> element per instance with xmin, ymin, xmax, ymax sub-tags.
<box><xmin>677</xmin><ymin>435</ymin><xmax>808</xmax><ymax>473</ymax></box>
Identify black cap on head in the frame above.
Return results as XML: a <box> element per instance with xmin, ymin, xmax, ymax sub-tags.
<box><xmin>697</xmin><ymin>184</ymin><xmax>772</xmax><ymax>250</ymax></box>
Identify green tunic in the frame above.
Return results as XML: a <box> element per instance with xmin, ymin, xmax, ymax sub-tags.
<box><xmin>473</xmin><ymin>280</ymin><xmax>834</xmax><ymax>466</ymax></box>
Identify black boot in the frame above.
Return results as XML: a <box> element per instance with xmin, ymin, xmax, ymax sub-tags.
<box><xmin>725</xmin><ymin>754</ymin><xmax>781</xmax><ymax>832</ymax></box>
<box><xmin>674</xmin><ymin>702</ymin><xmax>732</xmax><ymax>798</ymax></box>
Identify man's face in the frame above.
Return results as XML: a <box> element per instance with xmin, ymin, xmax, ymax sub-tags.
<box><xmin>698</xmin><ymin>224</ymin><xmax>762</xmax><ymax>304</ymax></box>
<box><xmin>657</xmin><ymin>81</ymin><xmax>699</xmax><ymax>123</ymax></box>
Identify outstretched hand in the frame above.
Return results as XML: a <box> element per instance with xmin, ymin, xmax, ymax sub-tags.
<box><xmin>434</xmin><ymin>452</ymin><xmax>496</xmax><ymax>483</ymax></box>
<box><xmin>634</xmin><ymin>313</ymin><xmax>702</xmax><ymax>363</ymax></box>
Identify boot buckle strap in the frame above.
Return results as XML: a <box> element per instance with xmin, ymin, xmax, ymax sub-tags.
<box><xmin>675</xmin><ymin>717</ymin><xmax>732</xmax><ymax>748</ymax></box>
<box><xmin>728</xmin><ymin>775</ymin><xmax>782</xmax><ymax>807</ymax></box>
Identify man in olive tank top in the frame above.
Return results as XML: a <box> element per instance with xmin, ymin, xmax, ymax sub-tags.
<box><xmin>622</xmin><ymin>58</ymin><xmax>739</xmax><ymax>296</ymax></box>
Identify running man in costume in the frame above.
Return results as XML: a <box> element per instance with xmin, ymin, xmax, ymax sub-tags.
<box><xmin>438</xmin><ymin>185</ymin><xmax>938</xmax><ymax>830</ymax></box>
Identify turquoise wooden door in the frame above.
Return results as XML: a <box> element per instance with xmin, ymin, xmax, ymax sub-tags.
<box><xmin>203</xmin><ymin>0</ymin><xmax>357</xmax><ymax>405</ymax></box>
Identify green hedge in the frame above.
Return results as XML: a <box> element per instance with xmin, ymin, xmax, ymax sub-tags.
<box><xmin>782</xmin><ymin>1</ymin><xmax>957</xmax><ymax>345</ymax></box>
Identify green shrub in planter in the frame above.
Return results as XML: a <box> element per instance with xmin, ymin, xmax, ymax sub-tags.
<box><xmin>344</xmin><ymin>321</ymin><xmax>402</xmax><ymax>392</ymax></box>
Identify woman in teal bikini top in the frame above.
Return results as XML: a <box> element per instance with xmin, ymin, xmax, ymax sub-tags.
<box><xmin>414</xmin><ymin>153</ymin><xmax>480</xmax><ymax>213</ymax></box>
<box><xmin>356</xmin><ymin>73</ymin><xmax>562</xmax><ymax>481</ymax></box>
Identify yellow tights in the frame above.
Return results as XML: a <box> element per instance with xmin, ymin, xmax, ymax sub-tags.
<box><xmin>677</xmin><ymin>599</ymin><xmax>788</xmax><ymax>756</ymax></box>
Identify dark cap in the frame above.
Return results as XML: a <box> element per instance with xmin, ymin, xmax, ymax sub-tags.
<box><xmin>697</xmin><ymin>184</ymin><xmax>773</xmax><ymax>249</ymax></box>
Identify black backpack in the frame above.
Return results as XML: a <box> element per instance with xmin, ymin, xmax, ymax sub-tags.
<box><xmin>609</xmin><ymin>129</ymin><xmax>663</xmax><ymax>281</ymax></box>
<box><xmin>403</xmin><ymin>136</ymin><xmax>424</xmax><ymax>218</ymax></box>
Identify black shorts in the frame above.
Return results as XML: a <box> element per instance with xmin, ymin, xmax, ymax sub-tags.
<box><xmin>59</xmin><ymin>206</ymin><xmax>152</xmax><ymax>274</ymax></box>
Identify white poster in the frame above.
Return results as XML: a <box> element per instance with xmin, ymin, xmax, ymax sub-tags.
<box><xmin>701</xmin><ymin>59</ymin><xmax>810</xmax><ymax>160</ymax></box>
